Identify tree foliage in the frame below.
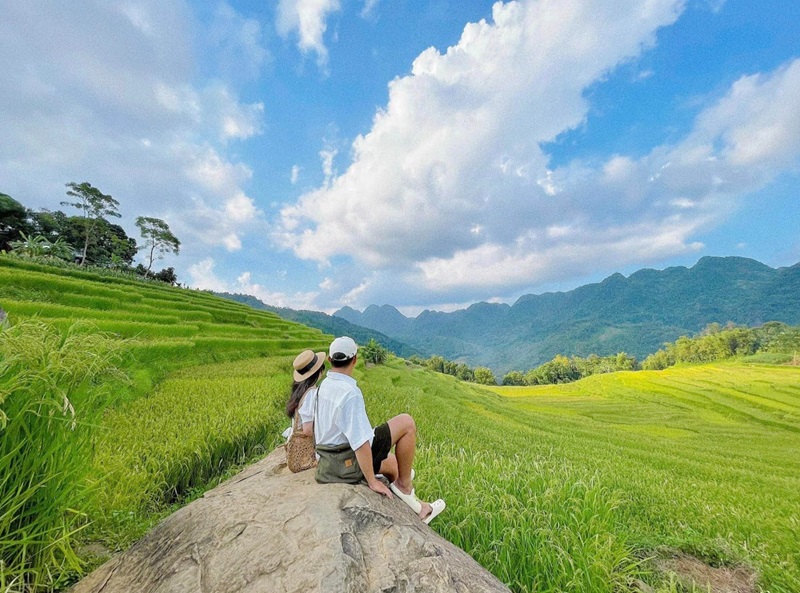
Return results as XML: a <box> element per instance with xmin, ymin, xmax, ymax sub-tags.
<box><xmin>61</xmin><ymin>182</ymin><xmax>121</xmax><ymax>265</ymax></box>
<box><xmin>9</xmin><ymin>232</ymin><xmax>74</xmax><ymax>260</ymax></box>
<box><xmin>3</xmin><ymin>186</ymin><xmax>180</xmax><ymax>284</ymax></box>
<box><xmin>135</xmin><ymin>216</ymin><xmax>180</xmax><ymax>276</ymax></box>
<box><xmin>641</xmin><ymin>322</ymin><xmax>799</xmax><ymax>370</ymax></box>
<box><xmin>0</xmin><ymin>193</ymin><xmax>31</xmax><ymax>251</ymax></box>
<box><xmin>473</xmin><ymin>367</ymin><xmax>497</xmax><ymax>385</ymax></box>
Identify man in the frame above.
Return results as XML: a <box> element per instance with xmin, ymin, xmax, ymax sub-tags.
<box><xmin>314</xmin><ymin>336</ymin><xmax>445</xmax><ymax>524</ymax></box>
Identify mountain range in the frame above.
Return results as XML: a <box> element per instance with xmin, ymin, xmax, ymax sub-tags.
<box><xmin>213</xmin><ymin>292</ymin><xmax>420</xmax><ymax>358</ymax></box>
<box><xmin>333</xmin><ymin>256</ymin><xmax>800</xmax><ymax>374</ymax></box>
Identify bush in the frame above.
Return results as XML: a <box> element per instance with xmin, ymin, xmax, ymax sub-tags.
<box><xmin>361</xmin><ymin>338</ymin><xmax>389</xmax><ymax>364</ymax></box>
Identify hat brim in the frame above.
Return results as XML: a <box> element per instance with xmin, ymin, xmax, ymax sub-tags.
<box><xmin>293</xmin><ymin>351</ymin><xmax>327</xmax><ymax>382</ymax></box>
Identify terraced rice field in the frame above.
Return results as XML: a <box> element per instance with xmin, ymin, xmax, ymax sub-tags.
<box><xmin>2</xmin><ymin>257</ymin><xmax>798</xmax><ymax>592</ymax></box>
<box><xmin>0</xmin><ymin>257</ymin><xmax>329</xmax><ymax>371</ymax></box>
<box><xmin>357</xmin><ymin>361</ymin><xmax>800</xmax><ymax>592</ymax></box>
<box><xmin>0</xmin><ymin>257</ymin><xmax>331</xmax><ymax>555</ymax></box>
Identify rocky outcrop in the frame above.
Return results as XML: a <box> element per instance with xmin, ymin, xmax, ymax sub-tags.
<box><xmin>73</xmin><ymin>448</ymin><xmax>510</xmax><ymax>593</ymax></box>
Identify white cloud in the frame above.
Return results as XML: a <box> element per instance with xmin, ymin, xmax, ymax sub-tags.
<box><xmin>361</xmin><ymin>0</ymin><xmax>381</xmax><ymax>18</ymax></box>
<box><xmin>207</xmin><ymin>2</ymin><xmax>268</xmax><ymax>80</ymax></box>
<box><xmin>188</xmin><ymin>258</ymin><xmax>320</xmax><ymax>309</ymax></box>
<box><xmin>276</xmin><ymin>0</ymin><xmax>341</xmax><ymax>71</ymax></box>
<box><xmin>291</xmin><ymin>165</ymin><xmax>301</xmax><ymax>184</ymax></box>
<box><xmin>0</xmin><ymin>0</ymin><xmax>266</xmax><ymax>259</ymax></box>
<box><xmin>685</xmin><ymin>60</ymin><xmax>800</xmax><ymax>168</ymax></box>
<box><xmin>277</xmin><ymin>0</ymin><xmax>800</xmax><ymax>305</ymax></box>
<box><xmin>320</xmin><ymin>147</ymin><xmax>338</xmax><ymax>186</ymax></box>
<box><xmin>278</xmin><ymin>0</ymin><xmax>686</xmax><ymax>282</ymax></box>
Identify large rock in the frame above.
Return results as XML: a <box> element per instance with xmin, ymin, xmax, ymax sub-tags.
<box><xmin>73</xmin><ymin>448</ymin><xmax>510</xmax><ymax>593</ymax></box>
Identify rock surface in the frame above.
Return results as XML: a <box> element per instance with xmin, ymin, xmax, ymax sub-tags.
<box><xmin>73</xmin><ymin>448</ymin><xmax>511</xmax><ymax>593</ymax></box>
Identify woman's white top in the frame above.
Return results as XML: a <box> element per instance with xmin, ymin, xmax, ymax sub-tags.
<box><xmin>297</xmin><ymin>386</ymin><xmax>318</xmax><ymax>425</ymax></box>
<box><xmin>282</xmin><ymin>386</ymin><xmax>319</xmax><ymax>440</ymax></box>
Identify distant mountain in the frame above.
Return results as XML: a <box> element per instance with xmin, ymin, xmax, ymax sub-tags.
<box><xmin>214</xmin><ymin>292</ymin><xmax>420</xmax><ymax>359</ymax></box>
<box><xmin>334</xmin><ymin>256</ymin><xmax>800</xmax><ymax>374</ymax></box>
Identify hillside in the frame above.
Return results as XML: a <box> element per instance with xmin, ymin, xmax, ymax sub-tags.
<box><xmin>335</xmin><ymin>256</ymin><xmax>800</xmax><ymax>373</ymax></box>
<box><xmin>3</xmin><ymin>256</ymin><xmax>799</xmax><ymax>593</ymax></box>
<box><xmin>0</xmin><ymin>257</ymin><xmax>331</xmax><ymax>373</ymax></box>
<box><xmin>215</xmin><ymin>291</ymin><xmax>420</xmax><ymax>358</ymax></box>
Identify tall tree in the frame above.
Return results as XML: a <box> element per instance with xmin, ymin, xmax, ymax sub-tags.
<box><xmin>135</xmin><ymin>216</ymin><xmax>180</xmax><ymax>277</ymax></box>
<box><xmin>60</xmin><ymin>182</ymin><xmax>121</xmax><ymax>265</ymax></box>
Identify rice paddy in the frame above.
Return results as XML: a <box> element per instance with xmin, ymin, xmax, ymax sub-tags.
<box><xmin>357</xmin><ymin>362</ymin><xmax>800</xmax><ymax>592</ymax></box>
<box><xmin>2</xmin><ymin>257</ymin><xmax>798</xmax><ymax>592</ymax></box>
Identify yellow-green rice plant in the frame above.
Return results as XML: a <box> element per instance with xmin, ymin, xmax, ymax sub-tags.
<box><xmin>88</xmin><ymin>357</ymin><xmax>296</xmax><ymax>546</ymax></box>
<box><xmin>0</xmin><ymin>320</ymin><xmax>124</xmax><ymax>592</ymax></box>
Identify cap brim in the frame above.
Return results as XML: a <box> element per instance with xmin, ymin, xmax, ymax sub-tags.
<box><xmin>293</xmin><ymin>351</ymin><xmax>327</xmax><ymax>382</ymax></box>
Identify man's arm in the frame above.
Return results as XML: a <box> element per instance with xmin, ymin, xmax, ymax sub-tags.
<box><xmin>354</xmin><ymin>441</ymin><xmax>392</xmax><ymax>498</ymax></box>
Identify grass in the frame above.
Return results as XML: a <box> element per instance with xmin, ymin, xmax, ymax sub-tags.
<box><xmin>0</xmin><ymin>258</ymin><xmax>330</xmax><ymax>590</ymax></box>
<box><xmin>0</xmin><ymin>321</ymin><xmax>125</xmax><ymax>593</ymax></box>
<box><xmin>0</xmin><ymin>257</ymin><xmax>330</xmax><ymax>380</ymax></box>
<box><xmin>2</xmin><ymin>257</ymin><xmax>799</xmax><ymax>592</ymax></box>
<box><xmin>354</xmin><ymin>361</ymin><xmax>800</xmax><ymax>592</ymax></box>
<box><xmin>88</xmin><ymin>357</ymin><xmax>297</xmax><ymax>547</ymax></box>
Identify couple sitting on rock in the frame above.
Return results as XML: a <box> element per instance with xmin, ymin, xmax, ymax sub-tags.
<box><xmin>286</xmin><ymin>337</ymin><xmax>446</xmax><ymax>524</ymax></box>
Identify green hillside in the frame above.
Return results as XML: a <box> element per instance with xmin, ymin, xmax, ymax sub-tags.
<box><xmin>335</xmin><ymin>256</ymin><xmax>800</xmax><ymax>373</ymax></box>
<box><xmin>2</xmin><ymin>257</ymin><xmax>798</xmax><ymax>593</ymax></box>
<box><xmin>0</xmin><ymin>257</ymin><xmax>332</xmax><ymax>591</ymax></box>
<box><xmin>0</xmin><ymin>257</ymin><xmax>330</xmax><ymax>372</ymax></box>
<box><xmin>361</xmin><ymin>361</ymin><xmax>800</xmax><ymax>593</ymax></box>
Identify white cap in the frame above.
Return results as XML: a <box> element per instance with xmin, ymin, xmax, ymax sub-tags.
<box><xmin>329</xmin><ymin>336</ymin><xmax>358</xmax><ymax>361</ymax></box>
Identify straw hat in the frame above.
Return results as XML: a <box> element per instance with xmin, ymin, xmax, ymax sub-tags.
<box><xmin>293</xmin><ymin>349</ymin><xmax>326</xmax><ymax>381</ymax></box>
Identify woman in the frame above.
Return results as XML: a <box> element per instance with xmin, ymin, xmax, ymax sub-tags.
<box><xmin>286</xmin><ymin>349</ymin><xmax>326</xmax><ymax>437</ymax></box>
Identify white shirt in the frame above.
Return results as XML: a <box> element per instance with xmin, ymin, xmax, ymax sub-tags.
<box><xmin>313</xmin><ymin>371</ymin><xmax>373</xmax><ymax>449</ymax></box>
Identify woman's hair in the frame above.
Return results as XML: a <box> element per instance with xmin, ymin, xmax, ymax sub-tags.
<box><xmin>286</xmin><ymin>366</ymin><xmax>323</xmax><ymax>418</ymax></box>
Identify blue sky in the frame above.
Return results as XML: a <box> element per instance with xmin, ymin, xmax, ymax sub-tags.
<box><xmin>1</xmin><ymin>0</ymin><xmax>798</xmax><ymax>315</ymax></box>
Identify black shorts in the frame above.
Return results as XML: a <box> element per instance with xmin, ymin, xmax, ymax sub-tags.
<box><xmin>371</xmin><ymin>422</ymin><xmax>392</xmax><ymax>474</ymax></box>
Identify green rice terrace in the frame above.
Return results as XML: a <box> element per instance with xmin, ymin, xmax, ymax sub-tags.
<box><xmin>1</xmin><ymin>256</ymin><xmax>799</xmax><ymax>593</ymax></box>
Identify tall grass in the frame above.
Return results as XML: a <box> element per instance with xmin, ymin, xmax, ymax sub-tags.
<box><xmin>0</xmin><ymin>321</ymin><xmax>124</xmax><ymax>592</ymax></box>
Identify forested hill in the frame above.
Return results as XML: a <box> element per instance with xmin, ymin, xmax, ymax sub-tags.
<box><xmin>334</xmin><ymin>256</ymin><xmax>800</xmax><ymax>374</ymax></box>
<box><xmin>214</xmin><ymin>292</ymin><xmax>420</xmax><ymax>358</ymax></box>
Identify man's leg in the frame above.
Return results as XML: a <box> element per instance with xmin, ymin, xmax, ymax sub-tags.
<box><xmin>387</xmin><ymin>413</ymin><xmax>433</xmax><ymax>520</ymax></box>
<box><xmin>387</xmin><ymin>413</ymin><xmax>415</xmax><ymax>486</ymax></box>
<box><xmin>378</xmin><ymin>453</ymin><xmax>398</xmax><ymax>483</ymax></box>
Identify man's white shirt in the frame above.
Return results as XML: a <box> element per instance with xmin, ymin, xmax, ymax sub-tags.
<box><xmin>301</xmin><ymin>371</ymin><xmax>373</xmax><ymax>449</ymax></box>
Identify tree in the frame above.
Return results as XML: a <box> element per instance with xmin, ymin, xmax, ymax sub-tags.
<box><xmin>473</xmin><ymin>367</ymin><xmax>496</xmax><ymax>385</ymax></box>
<box><xmin>61</xmin><ymin>182</ymin><xmax>121</xmax><ymax>265</ymax></box>
<box><xmin>9</xmin><ymin>232</ymin><xmax>73</xmax><ymax>260</ymax></box>
<box><xmin>153</xmin><ymin>267</ymin><xmax>179</xmax><ymax>285</ymax></box>
<box><xmin>135</xmin><ymin>217</ymin><xmax>180</xmax><ymax>277</ymax></box>
<box><xmin>0</xmin><ymin>193</ymin><xmax>32</xmax><ymax>251</ymax></box>
<box><xmin>502</xmin><ymin>371</ymin><xmax>526</xmax><ymax>386</ymax></box>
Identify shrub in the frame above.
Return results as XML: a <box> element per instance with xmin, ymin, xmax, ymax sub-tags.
<box><xmin>361</xmin><ymin>338</ymin><xmax>389</xmax><ymax>364</ymax></box>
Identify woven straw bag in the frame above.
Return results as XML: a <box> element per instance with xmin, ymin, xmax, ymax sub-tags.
<box><xmin>286</xmin><ymin>392</ymin><xmax>317</xmax><ymax>473</ymax></box>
